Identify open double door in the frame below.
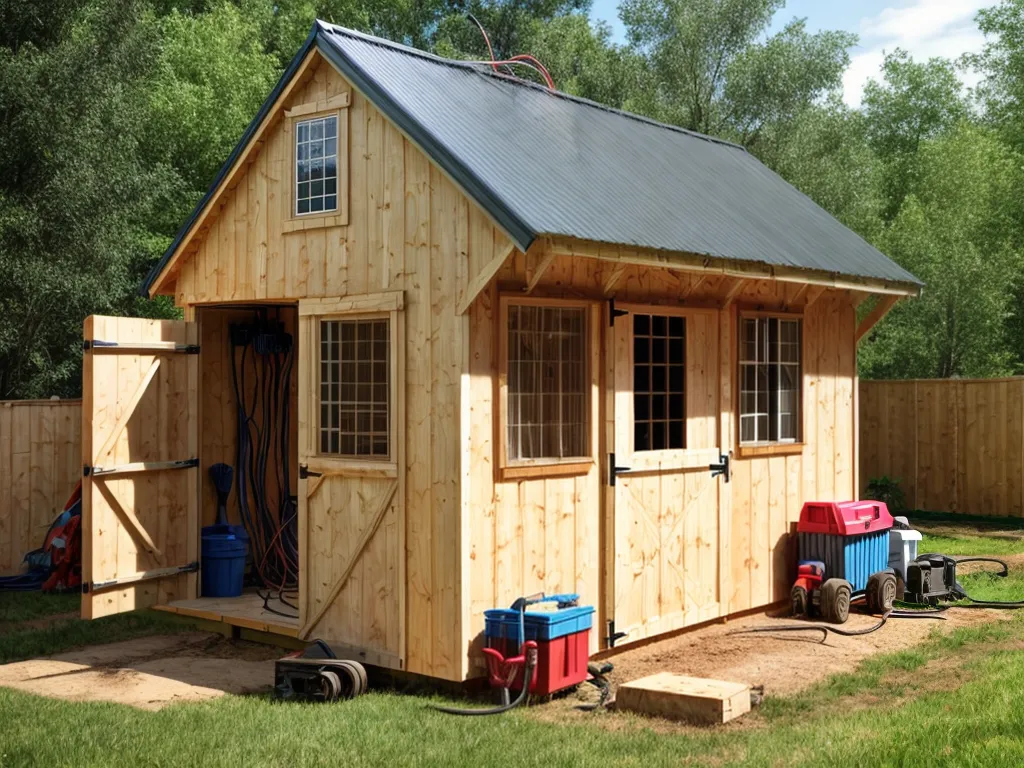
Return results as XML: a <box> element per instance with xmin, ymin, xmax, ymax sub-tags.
<box><xmin>81</xmin><ymin>307</ymin><xmax>402</xmax><ymax>670</ymax></box>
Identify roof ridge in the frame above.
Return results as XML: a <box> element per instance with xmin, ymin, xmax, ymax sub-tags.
<box><xmin>316</xmin><ymin>21</ymin><xmax>747</xmax><ymax>152</ymax></box>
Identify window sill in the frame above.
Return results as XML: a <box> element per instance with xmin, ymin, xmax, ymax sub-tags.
<box><xmin>283</xmin><ymin>213</ymin><xmax>346</xmax><ymax>233</ymax></box>
<box><xmin>736</xmin><ymin>443</ymin><xmax>804</xmax><ymax>459</ymax></box>
<box><xmin>500</xmin><ymin>459</ymin><xmax>594</xmax><ymax>481</ymax></box>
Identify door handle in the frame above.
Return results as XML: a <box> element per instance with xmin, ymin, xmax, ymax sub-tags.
<box><xmin>299</xmin><ymin>464</ymin><xmax>322</xmax><ymax>479</ymax></box>
<box><xmin>709</xmin><ymin>453</ymin><xmax>730</xmax><ymax>483</ymax></box>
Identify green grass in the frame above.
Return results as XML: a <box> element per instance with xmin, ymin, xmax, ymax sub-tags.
<box><xmin>2</xmin><ymin>521</ymin><xmax>1024</xmax><ymax>766</ymax></box>
<box><xmin>0</xmin><ymin>590</ymin><xmax>79</xmax><ymax>624</ymax></box>
<box><xmin>0</xmin><ymin>592</ymin><xmax>195</xmax><ymax>664</ymax></box>
<box><xmin>2</xmin><ymin>616</ymin><xmax>1024</xmax><ymax>766</ymax></box>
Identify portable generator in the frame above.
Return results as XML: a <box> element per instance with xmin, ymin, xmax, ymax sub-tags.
<box><xmin>792</xmin><ymin>500</ymin><xmax>898</xmax><ymax>623</ymax></box>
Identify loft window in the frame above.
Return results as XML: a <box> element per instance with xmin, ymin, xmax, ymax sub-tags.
<box><xmin>633</xmin><ymin>313</ymin><xmax>686</xmax><ymax>451</ymax></box>
<box><xmin>506</xmin><ymin>304</ymin><xmax>588</xmax><ymax>461</ymax></box>
<box><xmin>739</xmin><ymin>316</ymin><xmax>801</xmax><ymax>444</ymax></box>
<box><xmin>296</xmin><ymin>115</ymin><xmax>338</xmax><ymax>216</ymax></box>
<box><xmin>319</xmin><ymin>317</ymin><xmax>389</xmax><ymax>458</ymax></box>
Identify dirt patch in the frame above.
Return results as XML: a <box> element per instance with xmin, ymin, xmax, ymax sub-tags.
<box><xmin>957</xmin><ymin>553</ymin><xmax>1024</xmax><ymax>572</ymax></box>
<box><xmin>0</xmin><ymin>632</ymin><xmax>284</xmax><ymax>710</ymax></box>
<box><xmin>601</xmin><ymin>607</ymin><xmax>1003</xmax><ymax>699</ymax></box>
<box><xmin>528</xmin><ymin>605</ymin><xmax>1009</xmax><ymax>733</ymax></box>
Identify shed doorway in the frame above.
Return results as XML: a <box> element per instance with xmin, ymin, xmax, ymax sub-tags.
<box><xmin>605</xmin><ymin>304</ymin><xmax>726</xmax><ymax>646</ymax></box>
<box><xmin>169</xmin><ymin>304</ymin><xmax>302</xmax><ymax>634</ymax></box>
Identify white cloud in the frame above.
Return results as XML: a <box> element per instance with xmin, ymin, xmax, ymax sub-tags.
<box><xmin>843</xmin><ymin>0</ymin><xmax>988</xmax><ymax>107</ymax></box>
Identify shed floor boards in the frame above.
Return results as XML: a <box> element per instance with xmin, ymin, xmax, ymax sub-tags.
<box><xmin>156</xmin><ymin>592</ymin><xmax>300</xmax><ymax>637</ymax></box>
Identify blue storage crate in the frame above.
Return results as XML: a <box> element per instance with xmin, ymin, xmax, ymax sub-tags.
<box><xmin>798</xmin><ymin>530</ymin><xmax>889</xmax><ymax>591</ymax></box>
<box><xmin>484</xmin><ymin>603</ymin><xmax>594</xmax><ymax>643</ymax></box>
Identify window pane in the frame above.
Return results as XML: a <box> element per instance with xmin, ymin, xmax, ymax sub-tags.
<box><xmin>296</xmin><ymin>115</ymin><xmax>340</xmax><ymax>216</ymax></box>
<box><xmin>506</xmin><ymin>305</ymin><xmax>587</xmax><ymax>460</ymax></box>
<box><xmin>739</xmin><ymin>316</ymin><xmax>801</xmax><ymax>444</ymax></box>
<box><xmin>319</xmin><ymin>318</ymin><xmax>389</xmax><ymax>458</ymax></box>
<box><xmin>633</xmin><ymin>314</ymin><xmax>685</xmax><ymax>452</ymax></box>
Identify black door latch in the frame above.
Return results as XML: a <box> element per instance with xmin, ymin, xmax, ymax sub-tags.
<box><xmin>709</xmin><ymin>453</ymin><xmax>730</xmax><ymax>482</ymax></box>
<box><xmin>608</xmin><ymin>453</ymin><xmax>631</xmax><ymax>486</ymax></box>
<box><xmin>299</xmin><ymin>464</ymin><xmax>323</xmax><ymax>480</ymax></box>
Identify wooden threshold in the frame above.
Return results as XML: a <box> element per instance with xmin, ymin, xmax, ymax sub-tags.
<box><xmin>155</xmin><ymin>592</ymin><xmax>300</xmax><ymax>638</ymax></box>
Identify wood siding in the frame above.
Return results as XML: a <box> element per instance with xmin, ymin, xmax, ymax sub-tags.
<box><xmin>466</xmin><ymin>247</ymin><xmax>860</xmax><ymax>667</ymax></box>
<box><xmin>164</xmin><ymin>53</ymin><xmax>515</xmax><ymax>681</ymax></box>
<box><xmin>860</xmin><ymin>378</ymin><xmax>1024</xmax><ymax>517</ymax></box>
<box><xmin>728</xmin><ymin>294</ymin><xmax>858</xmax><ymax>614</ymax></box>
<box><xmin>0</xmin><ymin>400</ymin><xmax>82</xmax><ymax>574</ymax></box>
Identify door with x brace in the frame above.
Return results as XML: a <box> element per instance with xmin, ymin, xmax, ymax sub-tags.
<box><xmin>81</xmin><ymin>316</ymin><xmax>199</xmax><ymax>619</ymax></box>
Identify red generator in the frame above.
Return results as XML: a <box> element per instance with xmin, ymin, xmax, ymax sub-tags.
<box><xmin>484</xmin><ymin>595</ymin><xmax>593</xmax><ymax>696</ymax></box>
<box><xmin>793</xmin><ymin>500</ymin><xmax>897</xmax><ymax>623</ymax></box>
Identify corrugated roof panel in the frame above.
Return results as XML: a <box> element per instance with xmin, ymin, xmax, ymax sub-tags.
<box><xmin>318</xmin><ymin>24</ymin><xmax>921</xmax><ymax>287</ymax></box>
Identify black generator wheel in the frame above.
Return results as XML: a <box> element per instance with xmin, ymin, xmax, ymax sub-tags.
<box><xmin>820</xmin><ymin>578</ymin><xmax>851</xmax><ymax>624</ymax></box>
<box><xmin>791</xmin><ymin>585</ymin><xmax>809</xmax><ymax>618</ymax></box>
<box><xmin>867</xmin><ymin>571</ymin><xmax>898</xmax><ymax>614</ymax></box>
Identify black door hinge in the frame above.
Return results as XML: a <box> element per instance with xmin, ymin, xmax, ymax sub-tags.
<box><xmin>608</xmin><ymin>298</ymin><xmax>629</xmax><ymax>326</ymax></box>
<box><xmin>709</xmin><ymin>453</ymin><xmax>731</xmax><ymax>482</ymax></box>
<box><xmin>299</xmin><ymin>464</ymin><xmax>323</xmax><ymax>480</ymax></box>
<box><xmin>608</xmin><ymin>453</ymin><xmax>631</xmax><ymax>486</ymax></box>
<box><xmin>606</xmin><ymin>620</ymin><xmax>627</xmax><ymax>648</ymax></box>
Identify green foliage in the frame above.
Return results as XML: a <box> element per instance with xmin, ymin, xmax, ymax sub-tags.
<box><xmin>3</xmin><ymin>0</ymin><xmax>1024</xmax><ymax>395</ymax></box>
<box><xmin>860</xmin><ymin>124</ymin><xmax>1023</xmax><ymax>378</ymax></box>
<box><xmin>865</xmin><ymin>475</ymin><xmax>907</xmax><ymax>512</ymax></box>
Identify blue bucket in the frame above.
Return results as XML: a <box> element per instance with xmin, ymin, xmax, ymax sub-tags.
<box><xmin>201</xmin><ymin>530</ymin><xmax>248</xmax><ymax>597</ymax></box>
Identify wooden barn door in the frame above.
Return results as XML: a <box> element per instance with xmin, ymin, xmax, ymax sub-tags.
<box><xmin>295</xmin><ymin>294</ymin><xmax>405</xmax><ymax>669</ymax></box>
<box><xmin>606</xmin><ymin>305</ymin><xmax>724</xmax><ymax>646</ymax></box>
<box><xmin>81</xmin><ymin>316</ymin><xmax>199</xmax><ymax>619</ymax></box>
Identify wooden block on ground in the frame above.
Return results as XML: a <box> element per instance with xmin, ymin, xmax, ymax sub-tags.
<box><xmin>616</xmin><ymin>673</ymin><xmax>751</xmax><ymax>725</ymax></box>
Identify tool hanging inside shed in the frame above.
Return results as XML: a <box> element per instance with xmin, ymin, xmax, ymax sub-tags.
<box><xmin>229</xmin><ymin>309</ymin><xmax>298</xmax><ymax>596</ymax></box>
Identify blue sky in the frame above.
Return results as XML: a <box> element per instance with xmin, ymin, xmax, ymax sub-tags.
<box><xmin>587</xmin><ymin>0</ymin><xmax>988</xmax><ymax>106</ymax></box>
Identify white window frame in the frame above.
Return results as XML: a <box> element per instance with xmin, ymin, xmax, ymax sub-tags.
<box><xmin>738</xmin><ymin>314</ymin><xmax>802</xmax><ymax>446</ymax></box>
<box><xmin>294</xmin><ymin>114</ymin><xmax>341</xmax><ymax>218</ymax></box>
<box><xmin>283</xmin><ymin>93</ymin><xmax>350</xmax><ymax>234</ymax></box>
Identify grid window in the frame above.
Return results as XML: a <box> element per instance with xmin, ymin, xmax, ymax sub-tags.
<box><xmin>633</xmin><ymin>314</ymin><xmax>686</xmax><ymax>451</ymax></box>
<box><xmin>296</xmin><ymin>115</ymin><xmax>339</xmax><ymax>216</ymax></box>
<box><xmin>320</xmin><ymin>318</ymin><xmax>389</xmax><ymax>458</ymax></box>
<box><xmin>507</xmin><ymin>305</ymin><xmax>587</xmax><ymax>461</ymax></box>
<box><xmin>740</xmin><ymin>317</ymin><xmax>801</xmax><ymax>443</ymax></box>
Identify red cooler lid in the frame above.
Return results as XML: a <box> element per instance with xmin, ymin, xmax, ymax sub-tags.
<box><xmin>797</xmin><ymin>500</ymin><xmax>893</xmax><ymax>536</ymax></box>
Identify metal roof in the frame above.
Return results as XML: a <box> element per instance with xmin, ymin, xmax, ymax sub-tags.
<box><xmin>141</xmin><ymin>22</ymin><xmax>921</xmax><ymax>296</ymax></box>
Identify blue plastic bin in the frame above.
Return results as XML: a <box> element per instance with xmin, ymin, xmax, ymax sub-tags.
<box><xmin>484</xmin><ymin>603</ymin><xmax>594</xmax><ymax>643</ymax></box>
<box><xmin>201</xmin><ymin>530</ymin><xmax>247</xmax><ymax>597</ymax></box>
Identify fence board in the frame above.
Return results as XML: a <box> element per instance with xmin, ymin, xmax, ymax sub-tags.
<box><xmin>0</xmin><ymin>400</ymin><xmax>82</xmax><ymax>573</ymax></box>
<box><xmin>860</xmin><ymin>379</ymin><xmax>1024</xmax><ymax>517</ymax></box>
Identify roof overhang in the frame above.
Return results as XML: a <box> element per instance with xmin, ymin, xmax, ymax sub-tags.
<box><xmin>543</xmin><ymin>237</ymin><xmax>923</xmax><ymax>298</ymax></box>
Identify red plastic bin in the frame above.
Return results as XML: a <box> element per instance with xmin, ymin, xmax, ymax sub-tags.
<box><xmin>488</xmin><ymin>628</ymin><xmax>590</xmax><ymax>696</ymax></box>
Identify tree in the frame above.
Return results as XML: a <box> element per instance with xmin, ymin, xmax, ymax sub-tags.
<box><xmin>0</xmin><ymin>0</ymin><xmax>180</xmax><ymax>398</ymax></box>
<box><xmin>619</xmin><ymin>0</ymin><xmax>853</xmax><ymax>142</ymax></box>
<box><xmin>859</xmin><ymin>124</ymin><xmax>1023</xmax><ymax>379</ymax></box>
<box><xmin>965</xmin><ymin>0</ymin><xmax>1024</xmax><ymax>152</ymax></box>
<box><xmin>862</xmin><ymin>50</ymin><xmax>967</xmax><ymax>221</ymax></box>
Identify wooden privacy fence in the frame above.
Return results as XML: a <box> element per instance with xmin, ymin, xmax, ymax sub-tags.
<box><xmin>860</xmin><ymin>378</ymin><xmax>1024</xmax><ymax>517</ymax></box>
<box><xmin>0</xmin><ymin>400</ymin><xmax>82</xmax><ymax>573</ymax></box>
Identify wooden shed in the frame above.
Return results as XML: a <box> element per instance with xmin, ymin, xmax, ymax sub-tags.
<box><xmin>79</xmin><ymin>23</ymin><xmax>922</xmax><ymax>682</ymax></box>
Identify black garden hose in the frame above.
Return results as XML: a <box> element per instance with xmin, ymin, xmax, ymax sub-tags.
<box><xmin>431</xmin><ymin>646</ymin><xmax>538</xmax><ymax>716</ymax></box>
